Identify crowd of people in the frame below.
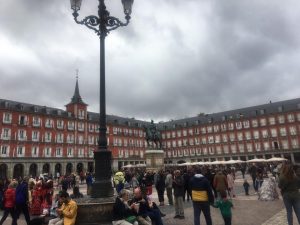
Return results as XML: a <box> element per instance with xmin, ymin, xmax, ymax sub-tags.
<box><xmin>112</xmin><ymin>162</ymin><xmax>300</xmax><ymax>225</ymax></box>
<box><xmin>0</xmin><ymin>174</ymin><xmax>82</xmax><ymax>225</ymax></box>
<box><xmin>1</xmin><ymin>161</ymin><xmax>300</xmax><ymax>225</ymax></box>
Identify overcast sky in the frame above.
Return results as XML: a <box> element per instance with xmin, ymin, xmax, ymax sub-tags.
<box><xmin>0</xmin><ymin>0</ymin><xmax>299</xmax><ymax>122</ymax></box>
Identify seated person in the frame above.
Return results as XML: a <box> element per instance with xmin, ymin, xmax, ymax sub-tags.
<box><xmin>129</xmin><ymin>188</ymin><xmax>164</xmax><ymax>225</ymax></box>
<box><xmin>48</xmin><ymin>193</ymin><xmax>64</xmax><ymax>225</ymax></box>
<box><xmin>112</xmin><ymin>189</ymin><xmax>138</xmax><ymax>225</ymax></box>
<box><xmin>56</xmin><ymin>191</ymin><xmax>77</xmax><ymax>225</ymax></box>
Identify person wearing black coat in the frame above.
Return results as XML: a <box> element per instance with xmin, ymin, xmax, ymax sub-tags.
<box><xmin>112</xmin><ymin>189</ymin><xmax>137</xmax><ymax>225</ymax></box>
<box><xmin>172</xmin><ymin>170</ymin><xmax>185</xmax><ymax>219</ymax></box>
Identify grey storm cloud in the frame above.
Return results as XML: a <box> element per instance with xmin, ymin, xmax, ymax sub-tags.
<box><xmin>0</xmin><ymin>0</ymin><xmax>299</xmax><ymax>122</ymax></box>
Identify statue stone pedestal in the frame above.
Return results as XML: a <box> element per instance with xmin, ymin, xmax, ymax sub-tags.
<box><xmin>145</xmin><ymin>149</ymin><xmax>164</xmax><ymax>171</ymax></box>
<box><xmin>75</xmin><ymin>196</ymin><xmax>115</xmax><ymax>225</ymax></box>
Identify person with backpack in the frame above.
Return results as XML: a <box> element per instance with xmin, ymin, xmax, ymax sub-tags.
<box><xmin>0</xmin><ymin>182</ymin><xmax>17</xmax><ymax>225</ymax></box>
<box><xmin>15</xmin><ymin>177</ymin><xmax>30</xmax><ymax>225</ymax></box>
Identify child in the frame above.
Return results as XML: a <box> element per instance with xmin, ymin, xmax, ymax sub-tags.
<box><xmin>243</xmin><ymin>179</ymin><xmax>250</xmax><ymax>196</ymax></box>
<box><xmin>212</xmin><ymin>191</ymin><xmax>233</xmax><ymax>225</ymax></box>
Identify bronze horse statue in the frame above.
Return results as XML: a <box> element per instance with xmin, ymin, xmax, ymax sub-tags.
<box><xmin>143</xmin><ymin>123</ymin><xmax>162</xmax><ymax>149</ymax></box>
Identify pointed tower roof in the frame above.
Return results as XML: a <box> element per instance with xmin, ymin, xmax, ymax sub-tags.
<box><xmin>68</xmin><ymin>77</ymin><xmax>87</xmax><ymax>106</ymax></box>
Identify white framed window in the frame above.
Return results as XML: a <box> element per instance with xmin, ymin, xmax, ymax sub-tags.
<box><xmin>288</xmin><ymin>114</ymin><xmax>295</xmax><ymax>122</ymax></box>
<box><xmin>263</xmin><ymin>142</ymin><xmax>270</xmax><ymax>150</ymax></box>
<box><xmin>177</xmin><ymin>139</ymin><xmax>182</xmax><ymax>147</ymax></box>
<box><xmin>216</xmin><ymin>146</ymin><xmax>222</xmax><ymax>154</ymax></box>
<box><xmin>19</xmin><ymin>115</ymin><xmax>27</xmax><ymax>125</ymax></box>
<box><xmin>56</xmin><ymin>147</ymin><xmax>62</xmax><ymax>157</ymax></box>
<box><xmin>18</xmin><ymin>130</ymin><xmax>27</xmax><ymax>141</ymax></box>
<box><xmin>289</xmin><ymin>126</ymin><xmax>297</xmax><ymax>135</ymax></box>
<box><xmin>78</xmin><ymin>148</ymin><xmax>84</xmax><ymax>157</ymax></box>
<box><xmin>223</xmin><ymin>145</ymin><xmax>229</xmax><ymax>154</ymax></box>
<box><xmin>32</xmin><ymin>131</ymin><xmax>39</xmax><ymax>142</ymax></box>
<box><xmin>57</xmin><ymin>120</ymin><xmax>64</xmax><ymax>129</ymax></box>
<box><xmin>228</xmin><ymin>123</ymin><xmax>234</xmax><ymax>130</ymax></box>
<box><xmin>32</xmin><ymin>116</ymin><xmax>41</xmax><ymax>127</ymax></box>
<box><xmin>269</xmin><ymin>117</ymin><xmax>276</xmax><ymax>125</ymax></box>
<box><xmin>188</xmin><ymin>129</ymin><xmax>193</xmax><ymax>135</ymax></box>
<box><xmin>243</xmin><ymin>120</ymin><xmax>250</xmax><ymax>128</ymax></box>
<box><xmin>255</xmin><ymin>142</ymin><xmax>261</xmax><ymax>151</ymax></box>
<box><xmin>278</xmin><ymin>115</ymin><xmax>285</xmax><ymax>124</ymax></box>
<box><xmin>281</xmin><ymin>140</ymin><xmax>289</xmax><ymax>149</ymax></box>
<box><xmin>239</xmin><ymin>144</ymin><xmax>245</xmax><ymax>153</ymax></box>
<box><xmin>45</xmin><ymin>132</ymin><xmax>52</xmax><ymax>142</ymax></box>
<box><xmin>253</xmin><ymin>130</ymin><xmax>259</xmax><ymax>139</ymax></box>
<box><xmin>78</xmin><ymin>135</ymin><xmax>84</xmax><ymax>144</ymax></box>
<box><xmin>78</xmin><ymin>122</ymin><xmax>84</xmax><ymax>131</ymax></box>
<box><xmin>260</xmin><ymin>118</ymin><xmax>267</xmax><ymax>126</ymax></box>
<box><xmin>1</xmin><ymin>128</ymin><xmax>11</xmax><ymax>140</ymax></box>
<box><xmin>201</xmin><ymin>127</ymin><xmax>206</xmax><ymax>134</ymax></box>
<box><xmin>213</xmin><ymin>125</ymin><xmax>219</xmax><ymax>132</ymax></box>
<box><xmin>56</xmin><ymin>133</ymin><xmax>64</xmax><ymax>143</ymax></box>
<box><xmin>17</xmin><ymin>146</ymin><xmax>25</xmax><ymax>157</ymax></box>
<box><xmin>89</xmin><ymin>124</ymin><xmax>94</xmax><ymax>132</ymax></box>
<box><xmin>229</xmin><ymin>133</ymin><xmax>235</xmax><ymax>142</ymax></box>
<box><xmin>67</xmin><ymin>147</ymin><xmax>73</xmax><ymax>157</ymax></box>
<box><xmin>215</xmin><ymin>135</ymin><xmax>220</xmax><ymax>143</ymax></box>
<box><xmin>236</xmin><ymin>122</ymin><xmax>242</xmax><ymax>129</ymax></box>
<box><xmin>231</xmin><ymin>144</ymin><xmax>237</xmax><ymax>153</ymax></box>
<box><xmin>237</xmin><ymin>132</ymin><xmax>243</xmax><ymax>141</ymax></box>
<box><xmin>1</xmin><ymin>145</ymin><xmax>9</xmax><ymax>156</ymax></box>
<box><xmin>45</xmin><ymin>118</ymin><xmax>53</xmax><ymax>128</ymax></box>
<box><xmin>172</xmin><ymin>140</ymin><xmax>177</xmax><ymax>147</ymax></box>
<box><xmin>245</xmin><ymin>131</ymin><xmax>251</xmax><ymax>140</ymax></box>
<box><xmin>31</xmin><ymin>146</ymin><xmax>39</xmax><ymax>157</ymax></box>
<box><xmin>3</xmin><ymin>113</ymin><xmax>12</xmax><ymax>124</ymax></box>
<box><xmin>208</xmin><ymin>136</ymin><xmax>214</xmax><ymax>144</ymax></box>
<box><xmin>280</xmin><ymin>127</ymin><xmax>287</xmax><ymax>136</ymax></box>
<box><xmin>201</xmin><ymin>137</ymin><xmax>207</xmax><ymax>144</ymax></box>
<box><xmin>78</xmin><ymin>109</ymin><xmax>85</xmax><ymax>119</ymax></box>
<box><xmin>89</xmin><ymin>148</ymin><xmax>94</xmax><ymax>158</ymax></box>
<box><xmin>221</xmin><ymin>124</ymin><xmax>227</xmax><ymax>131</ymax></box>
<box><xmin>44</xmin><ymin>147</ymin><xmax>52</xmax><ymax>157</ymax></box>
<box><xmin>247</xmin><ymin>143</ymin><xmax>253</xmax><ymax>152</ymax></box>
<box><xmin>89</xmin><ymin>135</ymin><xmax>94</xmax><ymax>145</ymax></box>
<box><xmin>291</xmin><ymin>139</ymin><xmax>299</xmax><ymax>149</ymax></box>
<box><xmin>207</xmin><ymin>126</ymin><xmax>213</xmax><ymax>133</ymax></box>
<box><xmin>271</xmin><ymin>129</ymin><xmax>277</xmax><ymax>137</ymax></box>
<box><xmin>183</xmin><ymin>130</ymin><xmax>187</xmax><ymax>136</ymax></box>
<box><xmin>67</xmin><ymin>134</ymin><xmax>74</xmax><ymax>143</ymax></box>
<box><xmin>252</xmin><ymin>119</ymin><xmax>258</xmax><ymax>127</ymax></box>
<box><xmin>222</xmin><ymin>134</ymin><xmax>228</xmax><ymax>142</ymax></box>
<box><xmin>67</xmin><ymin>121</ymin><xmax>75</xmax><ymax>130</ymax></box>
<box><xmin>262</xmin><ymin>130</ymin><xmax>268</xmax><ymax>138</ymax></box>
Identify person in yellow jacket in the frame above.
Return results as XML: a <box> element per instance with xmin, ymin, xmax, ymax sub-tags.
<box><xmin>56</xmin><ymin>191</ymin><xmax>77</xmax><ymax>225</ymax></box>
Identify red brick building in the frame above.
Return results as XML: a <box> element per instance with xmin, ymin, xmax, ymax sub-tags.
<box><xmin>0</xmin><ymin>80</ymin><xmax>147</xmax><ymax>179</ymax></box>
<box><xmin>0</xmin><ymin>80</ymin><xmax>300</xmax><ymax>179</ymax></box>
<box><xmin>160</xmin><ymin>99</ymin><xmax>300</xmax><ymax>165</ymax></box>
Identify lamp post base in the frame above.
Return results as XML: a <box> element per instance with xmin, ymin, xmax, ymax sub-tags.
<box><xmin>91</xmin><ymin>150</ymin><xmax>114</xmax><ymax>198</ymax></box>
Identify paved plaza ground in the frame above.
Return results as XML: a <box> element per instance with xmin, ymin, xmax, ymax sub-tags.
<box><xmin>1</xmin><ymin>173</ymin><xmax>298</xmax><ymax>225</ymax></box>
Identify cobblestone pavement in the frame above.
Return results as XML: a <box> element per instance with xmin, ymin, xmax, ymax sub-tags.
<box><xmin>1</xmin><ymin>174</ymin><xmax>299</xmax><ymax>225</ymax></box>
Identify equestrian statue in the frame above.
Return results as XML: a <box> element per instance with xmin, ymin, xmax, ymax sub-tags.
<box><xmin>143</xmin><ymin>120</ymin><xmax>162</xmax><ymax>149</ymax></box>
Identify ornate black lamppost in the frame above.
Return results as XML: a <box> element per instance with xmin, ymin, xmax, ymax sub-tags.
<box><xmin>70</xmin><ymin>0</ymin><xmax>133</xmax><ymax>198</ymax></box>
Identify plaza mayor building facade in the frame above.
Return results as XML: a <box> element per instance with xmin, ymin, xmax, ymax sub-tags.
<box><xmin>0</xmin><ymin>80</ymin><xmax>300</xmax><ymax>179</ymax></box>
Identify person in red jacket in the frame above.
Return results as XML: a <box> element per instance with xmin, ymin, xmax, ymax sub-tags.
<box><xmin>0</xmin><ymin>183</ymin><xmax>17</xmax><ymax>225</ymax></box>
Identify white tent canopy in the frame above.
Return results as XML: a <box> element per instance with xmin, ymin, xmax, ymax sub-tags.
<box><xmin>246</xmin><ymin>158</ymin><xmax>267</xmax><ymax>163</ymax></box>
<box><xmin>266</xmin><ymin>157</ymin><xmax>287</xmax><ymax>162</ymax></box>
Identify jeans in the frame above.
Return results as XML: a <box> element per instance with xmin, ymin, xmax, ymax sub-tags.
<box><xmin>223</xmin><ymin>216</ymin><xmax>232</xmax><ymax>225</ymax></box>
<box><xmin>166</xmin><ymin>188</ymin><xmax>173</xmax><ymax>205</ymax></box>
<box><xmin>174</xmin><ymin>196</ymin><xmax>184</xmax><ymax>216</ymax></box>
<box><xmin>147</xmin><ymin>208</ymin><xmax>164</xmax><ymax>225</ymax></box>
<box><xmin>193</xmin><ymin>201</ymin><xmax>212</xmax><ymax>225</ymax></box>
<box><xmin>0</xmin><ymin>207</ymin><xmax>17</xmax><ymax>225</ymax></box>
<box><xmin>16</xmin><ymin>204</ymin><xmax>30</xmax><ymax>225</ymax></box>
<box><xmin>157</xmin><ymin>189</ymin><xmax>165</xmax><ymax>203</ymax></box>
<box><xmin>283</xmin><ymin>195</ymin><xmax>300</xmax><ymax>225</ymax></box>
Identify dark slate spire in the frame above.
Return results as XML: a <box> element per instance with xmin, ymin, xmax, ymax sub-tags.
<box><xmin>69</xmin><ymin>76</ymin><xmax>87</xmax><ymax>105</ymax></box>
